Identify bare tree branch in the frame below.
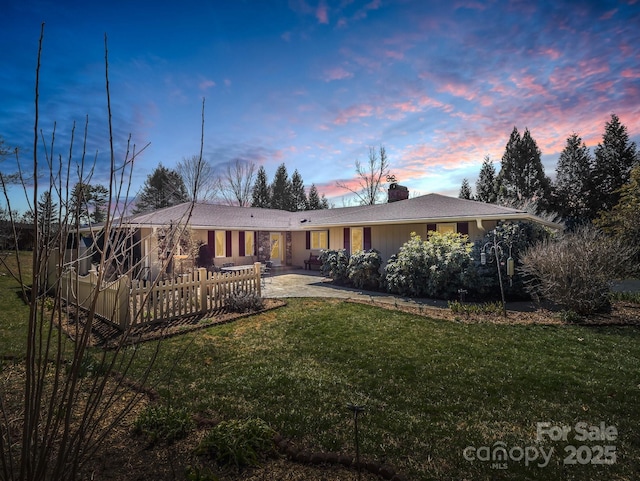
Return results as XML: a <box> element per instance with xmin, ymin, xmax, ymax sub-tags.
<box><xmin>219</xmin><ymin>159</ymin><xmax>256</xmax><ymax>207</ymax></box>
<box><xmin>336</xmin><ymin>145</ymin><xmax>390</xmax><ymax>205</ymax></box>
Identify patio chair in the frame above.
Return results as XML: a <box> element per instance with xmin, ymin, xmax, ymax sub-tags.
<box><xmin>261</xmin><ymin>261</ymin><xmax>273</xmax><ymax>286</ymax></box>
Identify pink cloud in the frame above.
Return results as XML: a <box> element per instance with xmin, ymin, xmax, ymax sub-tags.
<box><xmin>539</xmin><ymin>47</ymin><xmax>562</xmax><ymax>60</ymax></box>
<box><xmin>316</xmin><ymin>1</ymin><xmax>329</xmax><ymax>24</ymax></box>
<box><xmin>323</xmin><ymin>66</ymin><xmax>354</xmax><ymax>81</ymax></box>
<box><xmin>509</xmin><ymin>73</ymin><xmax>548</xmax><ymax>98</ymax></box>
<box><xmin>333</xmin><ymin>103</ymin><xmax>375</xmax><ymax>125</ymax></box>
<box><xmin>384</xmin><ymin>49</ymin><xmax>404</xmax><ymax>60</ymax></box>
<box><xmin>621</xmin><ymin>68</ymin><xmax>640</xmax><ymax>78</ymax></box>
<box><xmin>578</xmin><ymin>59</ymin><xmax>610</xmax><ymax>77</ymax></box>
<box><xmin>199</xmin><ymin>79</ymin><xmax>216</xmax><ymax>90</ymax></box>
<box><xmin>353</xmin><ymin>0</ymin><xmax>381</xmax><ymax>20</ymax></box>
<box><xmin>454</xmin><ymin>1</ymin><xmax>490</xmax><ymax>11</ymax></box>
<box><xmin>599</xmin><ymin>9</ymin><xmax>618</xmax><ymax>20</ymax></box>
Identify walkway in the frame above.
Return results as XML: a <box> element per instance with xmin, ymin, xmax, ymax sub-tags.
<box><xmin>262</xmin><ymin>268</ymin><xmax>451</xmax><ymax>310</ymax></box>
<box><xmin>261</xmin><ymin>267</ymin><xmax>640</xmax><ymax>312</ymax></box>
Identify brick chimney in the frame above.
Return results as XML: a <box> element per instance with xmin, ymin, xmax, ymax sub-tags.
<box><xmin>388</xmin><ymin>183</ymin><xmax>409</xmax><ymax>203</ymax></box>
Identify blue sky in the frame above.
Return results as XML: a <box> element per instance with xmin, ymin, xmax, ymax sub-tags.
<box><xmin>1</xmin><ymin>0</ymin><xmax>639</xmax><ymax>213</ymax></box>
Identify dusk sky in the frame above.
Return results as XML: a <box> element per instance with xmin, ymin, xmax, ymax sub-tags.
<box><xmin>1</xmin><ymin>0</ymin><xmax>639</xmax><ymax>212</ymax></box>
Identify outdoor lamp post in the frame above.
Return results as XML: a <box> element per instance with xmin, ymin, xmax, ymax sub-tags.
<box><xmin>481</xmin><ymin>231</ymin><xmax>515</xmax><ymax>318</ymax></box>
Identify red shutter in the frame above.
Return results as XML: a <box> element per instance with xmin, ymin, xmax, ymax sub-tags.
<box><xmin>239</xmin><ymin>231</ymin><xmax>245</xmax><ymax>257</ymax></box>
<box><xmin>306</xmin><ymin>231</ymin><xmax>311</xmax><ymax>250</ymax></box>
<box><xmin>225</xmin><ymin>231</ymin><xmax>232</xmax><ymax>257</ymax></box>
<box><xmin>208</xmin><ymin>230</ymin><xmax>215</xmax><ymax>257</ymax></box>
<box><xmin>343</xmin><ymin>227</ymin><xmax>350</xmax><ymax>252</ymax></box>
<box><xmin>364</xmin><ymin>227</ymin><xmax>372</xmax><ymax>250</ymax></box>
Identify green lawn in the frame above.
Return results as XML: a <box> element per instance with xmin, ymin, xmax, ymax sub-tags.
<box><xmin>131</xmin><ymin>298</ymin><xmax>640</xmax><ymax>480</ymax></box>
<box><xmin>1</xmin><ymin>254</ymin><xmax>639</xmax><ymax>480</ymax></box>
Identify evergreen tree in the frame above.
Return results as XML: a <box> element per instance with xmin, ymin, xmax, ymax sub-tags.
<box><xmin>270</xmin><ymin>163</ymin><xmax>292</xmax><ymax>211</ymax></box>
<box><xmin>37</xmin><ymin>191</ymin><xmax>58</xmax><ymax>245</ymax></box>
<box><xmin>553</xmin><ymin>133</ymin><xmax>592</xmax><ymax>224</ymax></box>
<box><xmin>307</xmin><ymin>183</ymin><xmax>329</xmax><ymax>210</ymax></box>
<box><xmin>133</xmin><ymin>165</ymin><xmax>188</xmax><ymax>214</ymax></box>
<box><xmin>290</xmin><ymin>169</ymin><xmax>308</xmax><ymax>211</ymax></box>
<box><xmin>89</xmin><ymin>184</ymin><xmax>109</xmax><ymax>223</ymax></box>
<box><xmin>475</xmin><ymin>155</ymin><xmax>498</xmax><ymax>203</ymax></box>
<box><xmin>595</xmin><ymin>165</ymin><xmax>640</xmax><ymax>263</ymax></box>
<box><xmin>458</xmin><ymin>178</ymin><xmax>472</xmax><ymax>200</ymax></box>
<box><xmin>590</xmin><ymin>114</ymin><xmax>638</xmax><ymax>215</ymax></box>
<box><xmin>251</xmin><ymin>166</ymin><xmax>271</xmax><ymax>208</ymax></box>
<box><xmin>69</xmin><ymin>182</ymin><xmax>92</xmax><ymax>225</ymax></box>
<box><xmin>497</xmin><ymin>127</ymin><xmax>551</xmax><ymax>206</ymax></box>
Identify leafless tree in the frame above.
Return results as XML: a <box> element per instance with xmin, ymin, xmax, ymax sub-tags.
<box><xmin>176</xmin><ymin>154</ymin><xmax>218</xmax><ymax>202</ymax></box>
<box><xmin>337</xmin><ymin>145</ymin><xmax>390</xmax><ymax>205</ymax></box>
<box><xmin>219</xmin><ymin>158</ymin><xmax>256</xmax><ymax>207</ymax></box>
<box><xmin>0</xmin><ymin>26</ymin><xmax>201</xmax><ymax>481</ymax></box>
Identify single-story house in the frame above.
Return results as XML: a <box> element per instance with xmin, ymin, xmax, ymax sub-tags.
<box><xmin>88</xmin><ymin>187</ymin><xmax>561</xmax><ymax>279</ymax></box>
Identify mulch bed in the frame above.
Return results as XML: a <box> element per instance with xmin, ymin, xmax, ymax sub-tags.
<box><xmin>347</xmin><ymin>297</ymin><xmax>640</xmax><ymax>326</ymax></box>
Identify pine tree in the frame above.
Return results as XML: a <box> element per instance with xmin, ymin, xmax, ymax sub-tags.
<box><xmin>595</xmin><ymin>165</ymin><xmax>640</xmax><ymax>262</ymax></box>
<box><xmin>553</xmin><ymin>133</ymin><xmax>592</xmax><ymax>224</ymax></box>
<box><xmin>475</xmin><ymin>155</ymin><xmax>498</xmax><ymax>203</ymax></box>
<box><xmin>307</xmin><ymin>184</ymin><xmax>329</xmax><ymax>210</ymax></box>
<box><xmin>590</xmin><ymin>114</ymin><xmax>638</xmax><ymax>215</ymax></box>
<box><xmin>270</xmin><ymin>163</ymin><xmax>292</xmax><ymax>211</ymax></box>
<box><xmin>290</xmin><ymin>169</ymin><xmax>308</xmax><ymax>212</ymax></box>
<box><xmin>89</xmin><ymin>184</ymin><xmax>109</xmax><ymax>223</ymax></box>
<box><xmin>251</xmin><ymin>166</ymin><xmax>271</xmax><ymax>208</ymax></box>
<box><xmin>37</xmin><ymin>191</ymin><xmax>58</xmax><ymax>245</ymax></box>
<box><xmin>133</xmin><ymin>165</ymin><xmax>188</xmax><ymax>214</ymax></box>
<box><xmin>458</xmin><ymin>179</ymin><xmax>472</xmax><ymax>200</ymax></box>
<box><xmin>497</xmin><ymin>127</ymin><xmax>551</xmax><ymax>206</ymax></box>
<box><xmin>69</xmin><ymin>182</ymin><xmax>92</xmax><ymax>225</ymax></box>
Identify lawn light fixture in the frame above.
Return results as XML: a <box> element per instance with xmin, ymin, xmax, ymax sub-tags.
<box><xmin>347</xmin><ymin>403</ymin><xmax>366</xmax><ymax>479</ymax></box>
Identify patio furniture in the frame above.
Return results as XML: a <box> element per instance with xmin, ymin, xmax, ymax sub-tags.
<box><xmin>261</xmin><ymin>261</ymin><xmax>273</xmax><ymax>286</ymax></box>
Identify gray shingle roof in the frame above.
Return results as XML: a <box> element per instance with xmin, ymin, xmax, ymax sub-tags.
<box><xmin>122</xmin><ymin>194</ymin><xmax>558</xmax><ymax>231</ymax></box>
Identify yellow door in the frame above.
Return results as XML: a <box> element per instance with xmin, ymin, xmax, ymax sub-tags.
<box><xmin>270</xmin><ymin>233</ymin><xmax>282</xmax><ymax>266</ymax></box>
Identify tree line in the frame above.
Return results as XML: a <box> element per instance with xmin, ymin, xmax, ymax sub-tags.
<box><xmin>459</xmin><ymin>114</ymin><xmax>639</xmax><ymax>230</ymax></box>
<box><xmin>130</xmin><ymin>160</ymin><xmax>330</xmax><ymax>215</ymax></box>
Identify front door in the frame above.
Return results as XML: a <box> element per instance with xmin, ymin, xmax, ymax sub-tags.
<box><xmin>269</xmin><ymin>233</ymin><xmax>282</xmax><ymax>266</ymax></box>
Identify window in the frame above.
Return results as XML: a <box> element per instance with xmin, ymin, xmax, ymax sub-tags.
<box><xmin>437</xmin><ymin>223</ymin><xmax>456</xmax><ymax>234</ymax></box>
<box><xmin>215</xmin><ymin>231</ymin><xmax>226</xmax><ymax>257</ymax></box>
<box><xmin>241</xmin><ymin>231</ymin><xmax>255</xmax><ymax>257</ymax></box>
<box><xmin>351</xmin><ymin>227</ymin><xmax>364</xmax><ymax>253</ymax></box>
<box><xmin>311</xmin><ymin>230</ymin><xmax>328</xmax><ymax>249</ymax></box>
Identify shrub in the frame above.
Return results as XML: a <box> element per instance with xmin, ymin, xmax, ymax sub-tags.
<box><xmin>466</xmin><ymin>221</ymin><xmax>551</xmax><ymax>300</ymax></box>
<box><xmin>519</xmin><ymin>225</ymin><xmax>637</xmax><ymax>315</ymax></box>
<box><xmin>227</xmin><ymin>289</ymin><xmax>264</xmax><ymax>313</ymax></box>
<box><xmin>385</xmin><ymin>232</ymin><xmax>472</xmax><ymax>299</ymax></box>
<box><xmin>348</xmin><ymin>249</ymin><xmax>382</xmax><ymax>290</ymax></box>
<box><xmin>133</xmin><ymin>405</ymin><xmax>194</xmax><ymax>444</ymax></box>
<box><xmin>197</xmin><ymin>418</ymin><xmax>275</xmax><ymax>469</ymax></box>
<box><xmin>319</xmin><ymin>249</ymin><xmax>350</xmax><ymax>284</ymax></box>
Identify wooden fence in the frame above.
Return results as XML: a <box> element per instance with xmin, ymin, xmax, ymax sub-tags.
<box><xmin>54</xmin><ymin>264</ymin><xmax>263</xmax><ymax>330</ymax></box>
